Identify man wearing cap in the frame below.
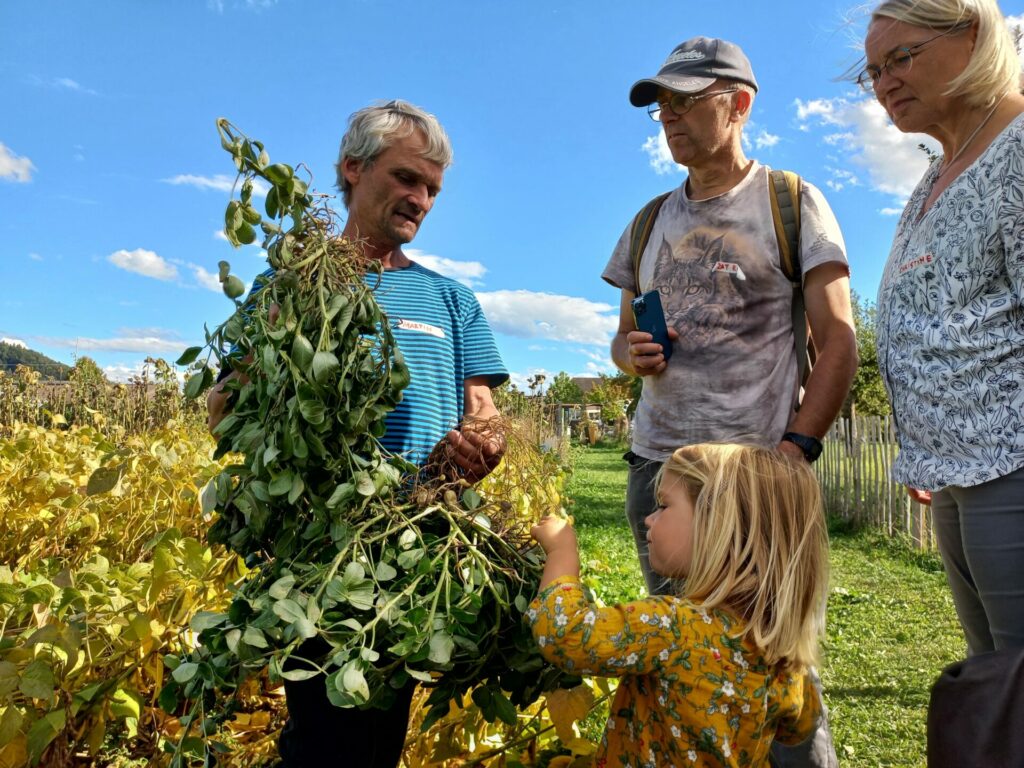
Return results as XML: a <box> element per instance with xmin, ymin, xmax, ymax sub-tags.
<box><xmin>603</xmin><ymin>36</ymin><xmax>854</xmax><ymax>767</ymax></box>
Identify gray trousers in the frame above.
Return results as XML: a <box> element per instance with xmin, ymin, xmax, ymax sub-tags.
<box><xmin>930</xmin><ymin>466</ymin><xmax>1024</xmax><ymax>656</ymax></box>
<box><xmin>624</xmin><ymin>452</ymin><xmax>838</xmax><ymax>768</ymax></box>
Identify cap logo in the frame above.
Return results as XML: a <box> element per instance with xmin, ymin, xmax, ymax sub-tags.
<box><xmin>664</xmin><ymin>50</ymin><xmax>705</xmax><ymax>65</ymax></box>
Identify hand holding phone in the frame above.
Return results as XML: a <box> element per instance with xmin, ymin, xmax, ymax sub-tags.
<box><xmin>631</xmin><ymin>290</ymin><xmax>673</xmax><ymax>364</ymax></box>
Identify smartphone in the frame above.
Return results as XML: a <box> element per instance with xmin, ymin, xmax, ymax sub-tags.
<box><xmin>631</xmin><ymin>290</ymin><xmax>672</xmax><ymax>362</ymax></box>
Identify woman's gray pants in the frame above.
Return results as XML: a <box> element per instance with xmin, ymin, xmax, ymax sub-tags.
<box><xmin>930</xmin><ymin>466</ymin><xmax>1024</xmax><ymax>656</ymax></box>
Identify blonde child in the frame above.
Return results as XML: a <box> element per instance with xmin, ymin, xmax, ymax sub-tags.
<box><xmin>528</xmin><ymin>443</ymin><xmax>829</xmax><ymax>767</ymax></box>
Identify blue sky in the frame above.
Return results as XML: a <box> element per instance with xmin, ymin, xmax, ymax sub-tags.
<box><xmin>2</xmin><ymin>0</ymin><xmax>1022</xmax><ymax>388</ymax></box>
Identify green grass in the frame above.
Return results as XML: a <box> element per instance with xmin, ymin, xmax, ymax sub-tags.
<box><xmin>567</xmin><ymin>445</ymin><xmax>964</xmax><ymax>768</ymax></box>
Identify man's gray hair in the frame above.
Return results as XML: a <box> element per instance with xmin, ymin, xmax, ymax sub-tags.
<box><xmin>335</xmin><ymin>99</ymin><xmax>453</xmax><ymax>208</ymax></box>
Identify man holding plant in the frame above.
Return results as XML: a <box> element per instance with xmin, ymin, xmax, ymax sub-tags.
<box><xmin>207</xmin><ymin>99</ymin><xmax>508</xmax><ymax>768</ymax></box>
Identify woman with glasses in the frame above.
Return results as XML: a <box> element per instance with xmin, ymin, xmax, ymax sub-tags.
<box><xmin>865</xmin><ymin>0</ymin><xmax>1024</xmax><ymax>659</ymax></box>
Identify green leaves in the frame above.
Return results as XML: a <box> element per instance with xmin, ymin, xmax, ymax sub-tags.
<box><xmin>19</xmin><ymin>660</ymin><xmax>55</xmax><ymax>702</ymax></box>
<box><xmin>428</xmin><ymin>632</ymin><xmax>455</xmax><ymax>665</ymax></box>
<box><xmin>290</xmin><ymin>334</ymin><xmax>314</xmax><ymax>370</ymax></box>
<box><xmin>176</xmin><ymin>346</ymin><xmax>202</xmax><ymax>366</ymax></box>
<box><xmin>311</xmin><ymin>351</ymin><xmax>339</xmax><ymax>385</ymax></box>
<box><xmin>86</xmin><ymin>464</ymin><xmax>124</xmax><ymax>496</ymax></box>
<box><xmin>171</xmin><ymin>662</ymin><xmax>199</xmax><ymax>684</ymax></box>
<box><xmin>182</xmin><ymin>365</ymin><xmax>213</xmax><ymax>399</ymax></box>
<box><xmin>271</xmin><ymin>598</ymin><xmax>316</xmax><ymax>639</ymax></box>
<box><xmin>325</xmin><ymin>562</ymin><xmax>376</xmax><ymax>612</ymax></box>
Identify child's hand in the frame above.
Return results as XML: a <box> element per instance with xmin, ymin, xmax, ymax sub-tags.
<box><xmin>531</xmin><ymin>515</ymin><xmax>578</xmax><ymax>554</ymax></box>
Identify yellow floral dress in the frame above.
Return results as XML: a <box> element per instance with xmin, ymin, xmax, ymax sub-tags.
<box><xmin>528</xmin><ymin>576</ymin><xmax>820</xmax><ymax>768</ymax></box>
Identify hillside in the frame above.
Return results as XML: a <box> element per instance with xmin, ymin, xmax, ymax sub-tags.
<box><xmin>0</xmin><ymin>341</ymin><xmax>72</xmax><ymax>380</ymax></box>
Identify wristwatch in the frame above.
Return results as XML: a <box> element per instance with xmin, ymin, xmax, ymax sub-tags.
<box><xmin>782</xmin><ymin>432</ymin><xmax>823</xmax><ymax>463</ymax></box>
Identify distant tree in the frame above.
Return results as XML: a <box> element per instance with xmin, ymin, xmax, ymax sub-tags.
<box><xmin>71</xmin><ymin>356</ymin><xmax>108</xmax><ymax>385</ymax></box>
<box><xmin>848</xmin><ymin>291</ymin><xmax>890</xmax><ymax>417</ymax></box>
<box><xmin>586</xmin><ymin>373</ymin><xmax>633</xmax><ymax>423</ymax></box>
<box><xmin>546</xmin><ymin>372</ymin><xmax>583</xmax><ymax>404</ymax></box>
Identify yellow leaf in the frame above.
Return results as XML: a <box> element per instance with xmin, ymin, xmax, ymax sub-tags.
<box><xmin>128</xmin><ymin>614</ymin><xmax>152</xmax><ymax>643</ymax></box>
<box><xmin>545</xmin><ymin>684</ymin><xmax>596</xmax><ymax>744</ymax></box>
<box><xmin>0</xmin><ymin>736</ymin><xmax>27</xmax><ymax>768</ymax></box>
<box><xmin>547</xmin><ymin>757</ymin><xmax>573</xmax><ymax>768</ymax></box>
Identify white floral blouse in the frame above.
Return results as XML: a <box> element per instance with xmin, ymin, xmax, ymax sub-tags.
<box><xmin>528</xmin><ymin>576</ymin><xmax>820</xmax><ymax>767</ymax></box>
<box><xmin>876</xmin><ymin>112</ymin><xmax>1024</xmax><ymax>490</ymax></box>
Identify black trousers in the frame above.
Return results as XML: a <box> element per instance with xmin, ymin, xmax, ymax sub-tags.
<box><xmin>278</xmin><ymin>639</ymin><xmax>416</xmax><ymax>767</ymax></box>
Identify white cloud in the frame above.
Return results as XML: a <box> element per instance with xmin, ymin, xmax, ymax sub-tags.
<box><xmin>1</xmin><ymin>337</ymin><xmax>27</xmax><ymax>348</ymax></box>
<box><xmin>214</xmin><ymin>229</ymin><xmax>230</xmax><ymax>241</ymax></box>
<box><xmin>108</xmin><ymin>248</ymin><xmax>179</xmax><ymax>281</ymax></box>
<box><xmin>0</xmin><ymin>143</ymin><xmax>35</xmax><ymax>182</ymax></box>
<box><xmin>163</xmin><ymin>174</ymin><xmax>269</xmax><ymax>198</ymax></box>
<box><xmin>192</xmin><ymin>264</ymin><xmax>223</xmax><ymax>292</ymax></box>
<box><xmin>406</xmin><ymin>249</ymin><xmax>487</xmax><ymax>287</ymax></box>
<box><xmin>879</xmin><ymin>207</ymin><xmax>903</xmax><ymax>216</ymax></box>
<box><xmin>28</xmin><ymin>75</ymin><xmax>99</xmax><ymax>96</ymax></box>
<box><xmin>102</xmin><ymin>359</ymin><xmax>187</xmax><ymax>384</ymax></box>
<box><xmin>824</xmin><ymin>166</ymin><xmax>861</xmax><ymax>193</ymax></box>
<box><xmin>36</xmin><ymin>333</ymin><xmax>186</xmax><ymax>355</ymax></box>
<box><xmin>577</xmin><ymin>347</ymin><xmax>612</xmax><ymax>364</ymax></box>
<box><xmin>741</xmin><ymin>121</ymin><xmax>781</xmax><ymax>153</ymax></box>
<box><xmin>103</xmin><ymin>362</ymin><xmax>147</xmax><ymax>383</ymax></box>
<box><xmin>794</xmin><ymin>96</ymin><xmax>938</xmax><ymax>201</ymax></box>
<box><xmin>53</xmin><ymin>77</ymin><xmax>98</xmax><ymax>96</ymax></box>
<box><xmin>208</xmin><ymin>0</ymin><xmax>277</xmax><ymax>11</ymax></box>
<box><xmin>475</xmin><ymin>290</ymin><xmax>618</xmax><ymax>346</ymax></box>
<box><xmin>29</xmin><ymin>252</ymin><xmax>43</xmax><ymax>261</ymax></box>
<box><xmin>753</xmin><ymin>129</ymin><xmax>780</xmax><ymax>149</ymax></box>
<box><xmin>642</xmin><ymin>132</ymin><xmax>683</xmax><ymax>175</ymax></box>
<box><xmin>585</xmin><ymin>360</ymin><xmax>616</xmax><ymax>375</ymax></box>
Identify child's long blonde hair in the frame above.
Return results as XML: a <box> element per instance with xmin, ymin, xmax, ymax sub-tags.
<box><xmin>658</xmin><ymin>443</ymin><xmax>829</xmax><ymax>671</ymax></box>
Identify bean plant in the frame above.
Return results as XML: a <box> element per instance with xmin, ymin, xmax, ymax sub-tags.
<box><xmin>163</xmin><ymin>121</ymin><xmax>576</xmax><ymax>765</ymax></box>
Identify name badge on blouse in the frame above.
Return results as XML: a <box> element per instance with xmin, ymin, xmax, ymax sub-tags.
<box><xmin>711</xmin><ymin>261</ymin><xmax>747</xmax><ymax>281</ymax></box>
<box><xmin>396</xmin><ymin>319</ymin><xmax>445</xmax><ymax>339</ymax></box>
<box><xmin>898</xmin><ymin>253</ymin><xmax>934</xmax><ymax>274</ymax></box>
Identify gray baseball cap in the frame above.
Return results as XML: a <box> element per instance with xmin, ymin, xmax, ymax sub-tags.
<box><xmin>629</xmin><ymin>36</ymin><xmax>759</xmax><ymax>106</ymax></box>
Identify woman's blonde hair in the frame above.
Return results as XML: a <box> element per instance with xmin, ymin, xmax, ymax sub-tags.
<box><xmin>658</xmin><ymin>443</ymin><xmax>829</xmax><ymax>671</ymax></box>
<box><xmin>871</xmin><ymin>0</ymin><xmax>1021</xmax><ymax>107</ymax></box>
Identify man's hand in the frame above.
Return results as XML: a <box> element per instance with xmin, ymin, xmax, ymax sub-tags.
<box><xmin>626</xmin><ymin>327</ymin><xmax>679</xmax><ymax>376</ymax></box>
<box><xmin>776</xmin><ymin>439</ymin><xmax>806</xmax><ymax>462</ymax></box>
<box><xmin>907</xmin><ymin>487</ymin><xmax>932</xmax><ymax>506</ymax></box>
<box><xmin>207</xmin><ymin>370</ymin><xmax>249</xmax><ymax>433</ymax></box>
<box><xmin>206</xmin><ymin>304</ymin><xmax>278</xmax><ymax>434</ymax></box>
<box><xmin>444</xmin><ymin>420</ymin><xmax>505</xmax><ymax>482</ymax></box>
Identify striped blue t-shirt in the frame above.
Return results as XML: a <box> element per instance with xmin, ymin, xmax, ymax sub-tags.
<box><xmin>371</xmin><ymin>262</ymin><xmax>507</xmax><ymax>465</ymax></box>
<box><xmin>236</xmin><ymin>263</ymin><xmax>507</xmax><ymax>466</ymax></box>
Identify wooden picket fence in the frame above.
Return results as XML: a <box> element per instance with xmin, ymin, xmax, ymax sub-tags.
<box><xmin>816</xmin><ymin>415</ymin><xmax>935</xmax><ymax>549</ymax></box>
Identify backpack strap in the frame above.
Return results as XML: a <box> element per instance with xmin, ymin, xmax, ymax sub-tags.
<box><xmin>768</xmin><ymin>170</ymin><xmax>815</xmax><ymax>407</ymax></box>
<box><xmin>629</xmin><ymin>192</ymin><xmax>672</xmax><ymax>293</ymax></box>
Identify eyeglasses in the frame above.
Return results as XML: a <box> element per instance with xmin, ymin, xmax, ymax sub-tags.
<box><xmin>647</xmin><ymin>88</ymin><xmax>739</xmax><ymax>121</ymax></box>
<box><xmin>856</xmin><ymin>21</ymin><xmax>972</xmax><ymax>91</ymax></box>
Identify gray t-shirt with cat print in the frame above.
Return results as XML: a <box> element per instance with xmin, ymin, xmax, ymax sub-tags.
<box><xmin>603</xmin><ymin>162</ymin><xmax>848</xmax><ymax>462</ymax></box>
